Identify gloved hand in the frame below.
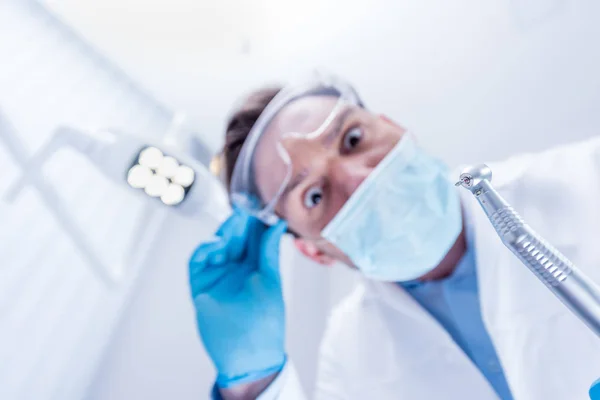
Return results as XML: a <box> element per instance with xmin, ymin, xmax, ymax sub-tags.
<box><xmin>590</xmin><ymin>378</ymin><xmax>600</xmax><ymax>399</ymax></box>
<box><xmin>188</xmin><ymin>208</ymin><xmax>288</xmax><ymax>388</ymax></box>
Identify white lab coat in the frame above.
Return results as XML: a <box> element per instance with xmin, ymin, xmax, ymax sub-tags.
<box><xmin>266</xmin><ymin>136</ymin><xmax>600</xmax><ymax>400</ymax></box>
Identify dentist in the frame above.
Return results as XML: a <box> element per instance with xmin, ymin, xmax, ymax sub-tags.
<box><xmin>189</xmin><ymin>73</ymin><xmax>600</xmax><ymax>400</ymax></box>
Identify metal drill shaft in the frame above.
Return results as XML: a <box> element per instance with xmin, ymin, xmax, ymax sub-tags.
<box><xmin>456</xmin><ymin>164</ymin><xmax>600</xmax><ymax>337</ymax></box>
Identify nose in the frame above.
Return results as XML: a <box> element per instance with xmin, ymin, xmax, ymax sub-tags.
<box><xmin>330</xmin><ymin>158</ymin><xmax>371</xmax><ymax>198</ymax></box>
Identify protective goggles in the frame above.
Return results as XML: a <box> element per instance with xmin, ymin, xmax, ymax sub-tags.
<box><xmin>229</xmin><ymin>72</ymin><xmax>364</xmax><ymax>225</ymax></box>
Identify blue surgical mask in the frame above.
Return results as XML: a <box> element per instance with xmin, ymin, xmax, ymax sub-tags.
<box><xmin>321</xmin><ymin>134</ymin><xmax>462</xmax><ymax>282</ymax></box>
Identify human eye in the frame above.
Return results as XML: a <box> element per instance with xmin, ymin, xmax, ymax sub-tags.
<box><xmin>342</xmin><ymin>127</ymin><xmax>363</xmax><ymax>151</ymax></box>
<box><xmin>303</xmin><ymin>185</ymin><xmax>323</xmax><ymax>209</ymax></box>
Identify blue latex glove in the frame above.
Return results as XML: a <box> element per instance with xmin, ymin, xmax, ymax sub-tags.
<box><xmin>590</xmin><ymin>378</ymin><xmax>600</xmax><ymax>399</ymax></box>
<box><xmin>188</xmin><ymin>208</ymin><xmax>288</xmax><ymax>388</ymax></box>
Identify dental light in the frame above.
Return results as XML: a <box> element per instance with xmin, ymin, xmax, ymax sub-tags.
<box><xmin>4</xmin><ymin>126</ymin><xmax>230</xmax><ymax>220</ymax></box>
<box><xmin>127</xmin><ymin>146</ymin><xmax>194</xmax><ymax>206</ymax></box>
<box><xmin>2</xmin><ymin>124</ymin><xmax>229</xmax><ymax>287</ymax></box>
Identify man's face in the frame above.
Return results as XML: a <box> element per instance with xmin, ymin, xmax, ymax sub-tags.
<box><xmin>253</xmin><ymin>95</ymin><xmax>406</xmax><ymax>263</ymax></box>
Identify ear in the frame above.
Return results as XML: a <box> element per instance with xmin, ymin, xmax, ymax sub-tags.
<box><xmin>293</xmin><ymin>238</ymin><xmax>335</xmax><ymax>266</ymax></box>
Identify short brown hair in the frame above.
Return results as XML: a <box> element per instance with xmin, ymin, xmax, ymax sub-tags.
<box><xmin>222</xmin><ymin>86</ymin><xmax>282</xmax><ymax>190</ymax></box>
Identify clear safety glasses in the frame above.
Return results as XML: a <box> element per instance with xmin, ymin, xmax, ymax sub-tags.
<box><xmin>229</xmin><ymin>72</ymin><xmax>363</xmax><ymax>225</ymax></box>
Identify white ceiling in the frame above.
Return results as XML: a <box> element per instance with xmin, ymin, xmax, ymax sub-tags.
<box><xmin>39</xmin><ymin>0</ymin><xmax>599</xmax><ymax>163</ymax></box>
<box><xmin>39</xmin><ymin>0</ymin><xmax>372</xmax><ymax>152</ymax></box>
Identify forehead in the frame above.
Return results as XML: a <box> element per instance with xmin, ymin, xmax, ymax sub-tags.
<box><xmin>252</xmin><ymin>95</ymin><xmax>340</xmax><ymax>203</ymax></box>
<box><xmin>268</xmin><ymin>95</ymin><xmax>340</xmax><ymax>137</ymax></box>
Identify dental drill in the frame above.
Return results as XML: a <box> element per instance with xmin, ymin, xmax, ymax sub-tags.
<box><xmin>455</xmin><ymin>164</ymin><xmax>600</xmax><ymax>337</ymax></box>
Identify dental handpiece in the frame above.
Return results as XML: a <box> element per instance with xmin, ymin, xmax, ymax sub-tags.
<box><xmin>455</xmin><ymin>164</ymin><xmax>600</xmax><ymax>338</ymax></box>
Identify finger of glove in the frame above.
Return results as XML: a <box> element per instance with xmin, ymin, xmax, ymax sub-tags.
<box><xmin>189</xmin><ymin>241</ymin><xmax>232</xmax><ymax>296</ymax></box>
<box><xmin>216</xmin><ymin>209</ymin><xmax>251</xmax><ymax>240</ymax></box>
<box><xmin>215</xmin><ymin>213</ymin><xmax>253</xmax><ymax>261</ymax></box>
<box><xmin>258</xmin><ymin>220</ymin><xmax>288</xmax><ymax>278</ymax></box>
<box><xmin>244</xmin><ymin>217</ymin><xmax>268</xmax><ymax>265</ymax></box>
<box><xmin>189</xmin><ymin>240</ymin><xmax>227</xmax><ymax>268</ymax></box>
<box><xmin>188</xmin><ymin>215</ymin><xmax>257</xmax><ymax>295</ymax></box>
<box><xmin>197</xmin><ymin>261</ymin><xmax>254</xmax><ymax>300</ymax></box>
